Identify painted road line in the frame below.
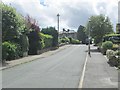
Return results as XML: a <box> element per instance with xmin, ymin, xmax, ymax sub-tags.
<box><xmin>78</xmin><ymin>53</ymin><xmax>88</xmax><ymax>88</ymax></box>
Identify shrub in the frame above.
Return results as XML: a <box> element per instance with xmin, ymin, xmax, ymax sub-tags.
<box><xmin>101</xmin><ymin>41</ymin><xmax>113</xmax><ymax>54</ymax></box>
<box><xmin>106</xmin><ymin>50</ymin><xmax>116</xmax><ymax>60</ymax></box>
<box><xmin>20</xmin><ymin>34</ymin><xmax>29</xmax><ymax>52</ymax></box>
<box><xmin>106</xmin><ymin>50</ymin><xmax>120</xmax><ymax>67</ymax></box>
<box><xmin>2</xmin><ymin>42</ymin><xmax>19</xmax><ymax>60</ymax></box>
<box><xmin>60</xmin><ymin>37</ymin><xmax>70</xmax><ymax>44</ymax></box>
<box><xmin>112</xmin><ymin>44</ymin><xmax>119</xmax><ymax>50</ymax></box>
<box><xmin>28</xmin><ymin>31</ymin><xmax>41</xmax><ymax>55</ymax></box>
<box><xmin>102</xmin><ymin>41</ymin><xmax>113</xmax><ymax>49</ymax></box>
<box><xmin>41</xmin><ymin>27</ymin><xmax>58</xmax><ymax>47</ymax></box>
<box><xmin>40</xmin><ymin>33</ymin><xmax>53</xmax><ymax>48</ymax></box>
<box><xmin>69</xmin><ymin>38</ymin><xmax>80</xmax><ymax>44</ymax></box>
<box><xmin>103</xmin><ymin>34</ymin><xmax>120</xmax><ymax>44</ymax></box>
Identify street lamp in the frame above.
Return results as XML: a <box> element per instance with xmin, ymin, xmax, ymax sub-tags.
<box><xmin>57</xmin><ymin>13</ymin><xmax>60</xmax><ymax>47</ymax></box>
<box><xmin>57</xmin><ymin>13</ymin><xmax>60</xmax><ymax>33</ymax></box>
<box><xmin>88</xmin><ymin>20</ymin><xmax>91</xmax><ymax>56</ymax></box>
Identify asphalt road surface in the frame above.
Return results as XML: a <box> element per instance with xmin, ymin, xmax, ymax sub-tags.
<box><xmin>3</xmin><ymin>45</ymin><xmax>87</xmax><ymax>88</ymax></box>
<box><xmin>2</xmin><ymin>45</ymin><xmax>118</xmax><ymax>88</ymax></box>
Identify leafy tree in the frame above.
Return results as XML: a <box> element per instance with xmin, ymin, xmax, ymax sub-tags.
<box><xmin>77</xmin><ymin>25</ymin><xmax>87</xmax><ymax>44</ymax></box>
<box><xmin>1</xmin><ymin>3</ymin><xmax>28</xmax><ymax>42</ymax></box>
<box><xmin>41</xmin><ymin>27</ymin><xmax>58</xmax><ymax>47</ymax></box>
<box><xmin>25</xmin><ymin>15</ymin><xmax>42</xmax><ymax>54</ymax></box>
<box><xmin>86</xmin><ymin>14</ymin><xmax>113</xmax><ymax>44</ymax></box>
<box><xmin>1</xmin><ymin>3</ymin><xmax>29</xmax><ymax>59</ymax></box>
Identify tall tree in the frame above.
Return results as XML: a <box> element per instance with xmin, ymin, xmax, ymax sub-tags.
<box><xmin>86</xmin><ymin>14</ymin><xmax>113</xmax><ymax>44</ymax></box>
<box><xmin>77</xmin><ymin>25</ymin><xmax>87</xmax><ymax>44</ymax></box>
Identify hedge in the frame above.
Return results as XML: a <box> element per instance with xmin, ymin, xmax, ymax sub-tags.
<box><xmin>103</xmin><ymin>34</ymin><xmax>120</xmax><ymax>44</ymax></box>
<box><xmin>40</xmin><ymin>33</ymin><xmax>53</xmax><ymax>48</ymax></box>
<box><xmin>2</xmin><ymin>42</ymin><xmax>21</xmax><ymax>61</ymax></box>
<box><xmin>41</xmin><ymin>27</ymin><xmax>58</xmax><ymax>47</ymax></box>
<box><xmin>69</xmin><ymin>37</ymin><xmax>80</xmax><ymax>44</ymax></box>
<box><xmin>60</xmin><ymin>37</ymin><xmax>70</xmax><ymax>44</ymax></box>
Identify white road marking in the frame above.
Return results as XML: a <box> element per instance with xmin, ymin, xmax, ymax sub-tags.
<box><xmin>78</xmin><ymin>53</ymin><xmax>88</xmax><ymax>88</ymax></box>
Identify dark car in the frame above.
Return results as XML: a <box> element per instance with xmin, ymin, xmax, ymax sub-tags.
<box><xmin>85</xmin><ymin>38</ymin><xmax>92</xmax><ymax>45</ymax></box>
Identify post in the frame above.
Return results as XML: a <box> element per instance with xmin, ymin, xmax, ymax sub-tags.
<box><xmin>57</xmin><ymin>13</ymin><xmax>60</xmax><ymax>47</ymax></box>
<box><xmin>88</xmin><ymin>20</ymin><xmax>91</xmax><ymax>56</ymax></box>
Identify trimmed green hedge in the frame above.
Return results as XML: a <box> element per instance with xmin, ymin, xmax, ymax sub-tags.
<box><xmin>40</xmin><ymin>33</ymin><xmax>53</xmax><ymax>48</ymax></box>
<box><xmin>103</xmin><ymin>34</ymin><xmax>120</xmax><ymax>44</ymax></box>
<box><xmin>69</xmin><ymin>37</ymin><xmax>80</xmax><ymax>44</ymax></box>
<box><xmin>41</xmin><ymin>27</ymin><xmax>58</xmax><ymax>47</ymax></box>
<box><xmin>60</xmin><ymin>37</ymin><xmax>70</xmax><ymax>43</ymax></box>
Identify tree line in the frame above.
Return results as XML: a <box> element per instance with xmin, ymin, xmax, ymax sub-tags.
<box><xmin>1</xmin><ymin>3</ymin><xmax>58</xmax><ymax>61</ymax></box>
<box><xmin>77</xmin><ymin>14</ymin><xmax>114</xmax><ymax>45</ymax></box>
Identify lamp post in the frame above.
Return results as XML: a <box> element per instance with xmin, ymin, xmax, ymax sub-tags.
<box><xmin>57</xmin><ymin>13</ymin><xmax>60</xmax><ymax>47</ymax></box>
<box><xmin>88</xmin><ymin>20</ymin><xmax>91</xmax><ymax>56</ymax></box>
<box><xmin>57</xmin><ymin>13</ymin><xmax>60</xmax><ymax>33</ymax></box>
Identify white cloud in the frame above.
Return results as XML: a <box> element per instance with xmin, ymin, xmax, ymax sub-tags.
<box><xmin>2</xmin><ymin>0</ymin><xmax>118</xmax><ymax>31</ymax></box>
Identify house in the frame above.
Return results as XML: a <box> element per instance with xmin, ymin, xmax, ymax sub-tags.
<box><xmin>59</xmin><ymin>30</ymin><xmax>77</xmax><ymax>39</ymax></box>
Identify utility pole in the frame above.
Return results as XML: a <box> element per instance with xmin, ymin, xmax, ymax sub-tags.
<box><xmin>88</xmin><ymin>20</ymin><xmax>91</xmax><ymax>56</ymax></box>
<box><xmin>57</xmin><ymin>14</ymin><xmax>60</xmax><ymax>33</ymax></box>
<box><xmin>57</xmin><ymin>13</ymin><xmax>60</xmax><ymax>47</ymax></box>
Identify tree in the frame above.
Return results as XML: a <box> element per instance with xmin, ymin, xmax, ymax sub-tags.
<box><xmin>1</xmin><ymin>3</ymin><xmax>28</xmax><ymax>42</ymax></box>
<box><xmin>25</xmin><ymin>15</ymin><xmax>42</xmax><ymax>54</ymax></box>
<box><xmin>1</xmin><ymin>3</ymin><xmax>29</xmax><ymax>59</ymax></box>
<box><xmin>77</xmin><ymin>25</ymin><xmax>87</xmax><ymax>44</ymax></box>
<box><xmin>41</xmin><ymin>27</ymin><xmax>58</xmax><ymax>47</ymax></box>
<box><xmin>86</xmin><ymin>14</ymin><xmax>113</xmax><ymax>44</ymax></box>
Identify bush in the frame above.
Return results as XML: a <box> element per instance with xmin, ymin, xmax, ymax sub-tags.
<box><xmin>28</xmin><ymin>31</ymin><xmax>41</xmax><ymax>55</ymax></box>
<box><xmin>2</xmin><ymin>42</ymin><xmax>19</xmax><ymax>60</ymax></box>
<box><xmin>101</xmin><ymin>41</ymin><xmax>113</xmax><ymax>54</ymax></box>
<box><xmin>69</xmin><ymin>38</ymin><xmax>80</xmax><ymax>44</ymax></box>
<box><xmin>106</xmin><ymin>50</ymin><xmax>120</xmax><ymax>67</ymax></box>
<box><xmin>40</xmin><ymin>33</ymin><xmax>53</xmax><ymax>48</ymax></box>
<box><xmin>20</xmin><ymin>34</ymin><xmax>29</xmax><ymax>52</ymax></box>
<box><xmin>112</xmin><ymin>44</ymin><xmax>119</xmax><ymax>50</ymax></box>
<box><xmin>41</xmin><ymin>27</ymin><xmax>58</xmax><ymax>47</ymax></box>
<box><xmin>106</xmin><ymin>50</ymin><xmax>116</xmax><ymax>60</ymax></box>
<box><xmin>103</xmin><ymin>34</ymin><xmax>120</xmax><ymax>44</ymax></box>
<box><xmin>60</xmin><ymin>37</ymin><xmax>70</xmax><ymax>44</ymax></box>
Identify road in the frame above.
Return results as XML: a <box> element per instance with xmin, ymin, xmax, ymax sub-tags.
<box><xmin>2</xmin><ymin>45</ymin><xmax>118</xmax><ymax>88</ymax></box>
<box><xmin>2</xmin><ymin>45</ymin><xmax>118</xmax><ymax>90</ymax></box>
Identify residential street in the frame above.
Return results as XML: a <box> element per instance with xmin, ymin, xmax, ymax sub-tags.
<box><xmin>2</xmin><ymin>45</ymin><xmax>118</xmax><ymax>88</ymax></box>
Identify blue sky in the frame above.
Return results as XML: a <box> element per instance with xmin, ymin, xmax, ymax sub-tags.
<box><xmin>1</xmin><ymin>0</ymin><xmax>119</xmax><ymax>31</ymax></box>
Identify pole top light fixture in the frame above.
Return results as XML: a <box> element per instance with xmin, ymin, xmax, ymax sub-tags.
<box><xmin>57</xmin><ymin>13</ymin><xmax>60</xmax><ymax>16</ymax></box>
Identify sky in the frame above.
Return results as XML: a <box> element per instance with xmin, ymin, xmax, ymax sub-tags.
<box><xmin>1</xmin><ymin>0</ymin><xmax>119</xmax><ymax>31</ymax></box>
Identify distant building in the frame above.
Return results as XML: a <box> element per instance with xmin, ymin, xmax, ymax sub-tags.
<box><xmin>59</xmin><ymin>30</ymin><xmax>77</xmax><ymax>39</ymax></box>
<box><xmin>116</xmin><ymin>23</ymin><xmax>120</xmax><ymax>34</ymax></box>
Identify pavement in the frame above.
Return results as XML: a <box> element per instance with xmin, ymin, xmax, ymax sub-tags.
<box><xmin>82</xmin><ymin>45</ymin><xmax>118</xmax><ymax>88</ymax></box>
<box><xmin>0</xmin><ymin>45</ymin><xmax>71</xmax><ymax>70</ymax></box>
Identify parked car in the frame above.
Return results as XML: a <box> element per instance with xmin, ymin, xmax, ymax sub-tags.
<box><xmin>85</xmin><ymin>38</ymin><xmax>92</xmax><ymax>45</ymax></box>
